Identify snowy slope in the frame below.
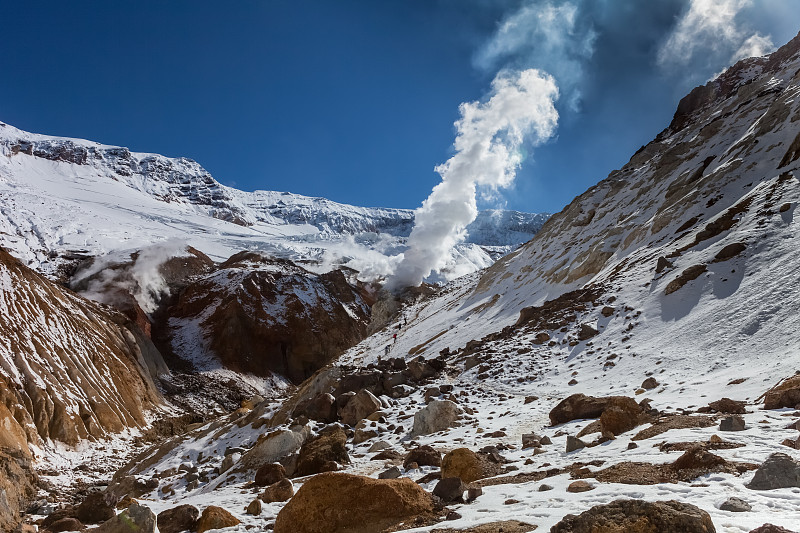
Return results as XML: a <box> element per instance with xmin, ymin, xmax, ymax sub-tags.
<box><xmin>0</xmin><ymin>121</ymin><xmax>548</xmax><ymax>282</ymax></box>
<box><xmin>87</xmin><ymin>31</ymin><xmax>800</xmax><ymax>533</ymax></box>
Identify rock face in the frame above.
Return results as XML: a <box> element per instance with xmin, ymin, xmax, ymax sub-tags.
<box><xmin>747</xmin><ymin>453</ymin><xmax>800</xmax><ymax>490</ymax></box>
<box><xmin>273</xmin><ymin>472</ymin><xmax>435</xmax><ymax>533</ymax></box>
<box><xmin>157</xmin><ymin>505</ymin><xmax>199</xmax><ymax>533</ymax></box>
<box><xmin>0</xmin><ymin>249</ymin><xmax>165</xmax><ymax>448</ymax></box>
<box><xmin>161</xmin><ymin>252</ymin><xmax>371</xmax><ymax>384</ymax></box>
<box><xmin>294</xmin><ymin>426</ymin><xmax>351</xmax><ymax>477</ymax></box>
<box><xmin>196</xmin><ymin>506</ymin><xmax>240</xmax><ymax>533</ymax></box>
<box><xmin>764</xmin><ymin>376</ymin><xmax>800</xmax><ymax>410</ymax></box>
<box><xmin>551</xmin><ymin>499</ymin><xmax>716</xmax><ymax>532</ymax></box>
<box><xmin>411</xmin><ymin>400</ymin><xmax>460</xmax><ymax>436</ymax></box>
<box><xmin>0</xmin><ymin>447</ymin><xmax>37</xmax><ymax>533</ymax></box>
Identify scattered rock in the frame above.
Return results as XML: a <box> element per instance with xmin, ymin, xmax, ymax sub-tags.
<box><xmin>764</xmin><ymin>376</ymin><xmax>800</xmax><ymax>410</ymax></box>
<box><xmin>641</xmin><ymin>377</ymin><xmax>659</xmax><ymax>390</ymax></box>
<box><xmin>273</xmin><ymin>472</ymin><xmax>435</xmax><ymax>533</ymax></box>
<box><xmin>749</xmin><ymin>525</ymin><xmax>797</xmax><ymax>533</ymax></box>
<box><xmin>261</xmin><ymin>478</ymin><xmax>294</xmax><ymax>503</ymax></box>
<box><xmin>339</xmin><ymin>390</ymin><xmax>382</xmax><ymax>426</ymax></box>
<box><xmin>295</xmin><ymin>425</ymin><xmax>350</xmax><ymax>477</ymax></box>
<box><xmin>157</xmin><ymin>505</ymin><xmax>200</xmax><ymax>533</ymax></box>
<box><xmin>246</xmin><ymin>499</ymin><xmax>262</xmax><ymax>516</ymax></box>
<box><xmin>566</xmin><ymin>480</ymin><xmax>594</xmax><ymax>493</ymax></box>
<box><xmin>720</xmin><ymin>415</ymin><xmax>746</xmax><ymax>431</ymax></box>
<box><xmin>441</xmin><ymin>448</ymin><xmax>498</xmax><ymax>483</ymax></box>
<box><xmin>748</xmin><ymin>453</ymin><xmax>800</xmax><ymax>490</ymax></box>
<box><xmin>433</xmin><ymin>477</ymin><xmax>467</xmax><ymax>503</ymax></box>
<box><xmin>551</xmin><ymin>499</ymin><xmax>716</xmax><ymax>532</ymax></box>
<box><xmin>404</xmin><ymin>445</ymin><xmax>442</xmax><ymax>469</ymax></box>
<box><xmin>720</xmin><ymin>497</ymin><xmax>751</xmax><ymax>512</ymax></box>
<box><xmin>96</xmin><ymin>502</ymin><xmax>156</xmax><ymax>533</ymax></box>
<box><xmin>196</xmin><ymin>506</ymin><xmax>240</xmax><ymax>533</ymax></box>
<box><xmin>76</xmin><ymin>492</ymin><xmax>117</xmax><ymax>524</ymax></box>
<box><xmin>255</xmin><ymin>463</ymin><xmax>287</xmax><ymax>486</ymax></box>
<box><xmin>566</xmin><ymin>436</ymin><xmax>587</xmax><ymax>453</ymax></box>
<box><xmin>411</xmin><ymin>400</ymin><xmax>461</xmax><ymax>436</ymax></box>
<box><xmin>44</xmin><ymin>518</ymin><xmax>85</xmax><ymax>533</ymax></box>
<box><xmin>379</xmin><ymin>466</ymin><xmax>402</xmax><ymax>479</ymax></box>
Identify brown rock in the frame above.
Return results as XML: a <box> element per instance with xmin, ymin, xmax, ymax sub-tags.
<box><xmin>254</xmin><ymin>463</ymin><xmax>286</xmax><ymax>486</ymax></box>
<box><xmin>196</xmin><ymin>506</ymin><xmax>240</xmax><ymax>533</ymax></box>
<box><xmin>273</xmin><ymin>472</ymin><xmax>435</xmax><ymax>533</ymax></box>
<box><xmin>294</xmin><ymin>426</ymin><xmax>350</xmax><ymax>477</ymax></box>
<box><xmin>764</xmin><ymin>376</ymin><xmax>800</xmax><ymax>410</ymax></box>
<box><xmin>404</xmin><ymin>445</ymin><xmax>442</xmax><ymax>469</ymax></box>
<box><xmin>76</xmin><ymin>492</ymin><xmax>117</xmax><ymax>524</ymax></box>
<box><xmin>707</xmin><ymin>397</ymin><xmax>746</xmax><ymax>414</ymax></box>
<box><xmin>339</xmin><ymin>390</ymin><xmax>381</xmax><ymax>426</ymax></box>
<box><xmin>157</xmin><ymin>505</ymin><xmax>199</xmax><ymax>533</ymax></box>
<box><xmin>578</xmin><ymin>324</ymin><xmax>598</xmax><ymax>341</ymax></box>
<box><xmin>433</xmin><ymin>477</ymin><xmax>467</xmax><ymax>503</ymax></box>
<box><xmin>641</xmin><ymin>377</ymin><xmax>659</xmax><ymax>390</ymax></box>
<box><xmin>599</xmin><ymin>397</ymin><xmax>645</xmax><ymax>436</ymax></box>
<box><xmin>95</xmin><ymin>502</ymin><xmax>156</xmax><ymax>533</ymax></box>
<box><xmin>441</xmin><ymin>448</ymin><xmax>497</xmax><ymax>483</ymax></box>
<box><xmin>749</xmin><ymin>525</ymin><xmax>797</xmax><ymax>533</ymax></box>
<box><xmin>246</xmin><ymin>499</ymin><xmax>262</xmax><ymax>516</ymax></box>
<box><xmin>551</xmin><ymin>499</ymin><xmax>716</xmax><ymax>532</ymax></box>
<box><xmin>301</xmin><ymin>393</ymin><xmax>337</xmax><ymax>423</ymax></box>
<box><xmin>44</xmin><ymin>517</ymin><xmax>85</xmax><ymax>533</ymax></box>
<box><xmin>566</xmin><ymin>480</ymin><xmax>594</xmax><ymax>493</ymax></box>
<box><xmin>430</xmin><ymin>520</ymin><xmax>536</xmax><ymax>532</ymax></box>
<box><xmin>261</xmin><ymin>478</ymin><xmax>294</xmax><ymax>503</ymax></box>
<box><xmin>550</xmin><ymin>394</ymin><xmax>639</xmax><ymax>426</ymax></box>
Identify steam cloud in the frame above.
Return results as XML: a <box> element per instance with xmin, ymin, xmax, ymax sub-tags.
<box><xmin>658</xmin><ymin>0</ymin><xmax>774</xmax><ymax>70</ymax></box>
<box><xmin>386</xmin><ymin>69</ymin><xmax>559</xmax><ymax>290</ymax></box>
<box><xmin>73</xmin><ymin>240</ymin><xmax>191</xmax><ymax>314</ymax></box>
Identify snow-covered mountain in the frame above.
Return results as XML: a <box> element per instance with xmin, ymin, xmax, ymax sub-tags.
<box><xmin>0</xmin><ymin>122</ymin><xmax>548</xmax><ymax>283</ymax></box>
<box><xmin>76</xmin><ymin>29</ymin><xmax>800</xmax><ymax>533</ymax></box>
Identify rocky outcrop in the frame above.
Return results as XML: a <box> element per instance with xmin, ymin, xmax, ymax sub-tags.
<box><xmin>551</xmin><ymin>499</ymin><xmax>716</xmax><ymax>532</ymax></box>
<box><xmin>273</xmin><ymin>472</ymin><xmax>435</xmax><ymax>533</ymax></box>
<box><xmin>162</xmin><ymin>252</ymin><xmax>371</xmax><ymax>383</ymax></box>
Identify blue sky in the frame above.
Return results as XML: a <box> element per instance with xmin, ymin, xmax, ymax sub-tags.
<box><xmin>3</xmin><ymin>1</ymin><xmax>800</xmax><ymax>214</ymax></box>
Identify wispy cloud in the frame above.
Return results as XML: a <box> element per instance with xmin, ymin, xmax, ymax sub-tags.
<box><xmin>658</xmin><ymin>0</ymin><xmax>774</xmax><ymax>71</ymax></box>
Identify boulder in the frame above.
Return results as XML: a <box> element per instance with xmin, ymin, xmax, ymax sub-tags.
<box><xmin>246</xmin><ymin>499</ymin><xmax>262</xmax><ymax>516</ymax></box>
<box><xmin>719</xmin><ymin>415</ymin><xmax>746</xmax><ymax>431</ymax></box>
<box><xmin>566</xmin><ymin>480</ymin><xmax>594</xmax><ymax>493</ymax></box>
<box><xmin>403</xmin><ymin>445</ymin><xmax>442</xmax><ymax>469</ymax></box>
<box><xmin>764</xmin><ymin>375</ymin><xmax>800</xmax><ymax>410</ymax></box>
<box><xmin>157</xmin><ymin>505</ymin><xmax>200</xmax><ymax>533</ymax></box>
<box><xmin>720</xmin><ymin>497</ymin><xmax>751</xmax><ymax>512</ymax></box>
<box><xmin>641</xmin><ymin>377</ymin><xmax>659</xmax><ymax>390</ymax></box>
<box><xmin>550</xmin><ymin>394</ymin><xmax>637</xmax><ymax>426</ymax></box>
<box><xmin>749</xmin><ymin>525</ymin><xmax>797</xmax><ymax>533</ymax></box>
<box><xmin>254</xmin><ymin>462</ymin><xmax>286</xmax><ymax>487</ymax></box>
<box><xmin>339</xmin><ymin>390</ymin><xmax>382</xmax><ymax>426</ymax></box>
<box><xmin>551</xmin><ymin>499</ymin><xmax>716</xmax><ymax>532</ymax></box>
<box><xmin>748</xmin><ymin>453</ymin><xmax>800</xmax><ymax>490</ymax></box>
<box><xmin>44</xmin><ymin>518</ymin><xmax>85</xmax><ymax>533</ymax></box>
<box><xmin>378</xmin><ymin>466</ymin><xmax>401</xmax><ymax>479</ymax></box>
<box><xmin>707</xmin><ymin>398</ymin><xmax>746</xmax><ymax>414</ymax></box>
<box><xmin>600</xmin><ymin>397</ymin><xmax>645</xmax><ymax>436</ymax></box>
<box><xmin>410</xmin><ymin>400</ymin><xmax>460</xmax><ymax>436</ymax></box>
<box><xmin>96</xmin><ymin>503</ymin><xmax>156</xmax><ymax>533</ymax></box>
<box><xmin>566</xmin><ymin>436</ymin><xmax>587</xmax><ymax>453</ymax></box>
<box><xmin>433</xmin><ymin>477</ymin><xmax>467</xmax><ymax>503</ymax></box>
<box><xmin>241</xmin><ymin>427</ymin><xmax>309</xmax><ymax>469</ymax></box>
<box><xmin>301</xmin><ymin>393</ymin><xmax>337</xmax><ymax>423</ymax></box>
<box><xmin>196</xmin><ymin>506</ymin><xmax>240</xmax><ymax>533</ymax></box>
<box><xmin>578</xmin><ymin>324</ymin><xmax>598</xmax><ymax>340</ymax></box>
<box><xmin>273</xmin><ymin>472</ymin><xmax>435</xmax><ymax>533</ymax></box>
<box><xmin>294</xmin><ymin>426</ymin><xmax>350</xmax><ymax>477</ymax></box>
<box><xmin>76</xmin><ymin>491</ymin><xmax>117</xmax><ymax>524</ymax></box>
<box><xmin>441</xmin><ymin>448</ymin><xmax>496</xmax><ymax>483</ymax></box>
<box><xmin>261</xmin><ymin>478</ymin><xmax>294</xmax><ymax>503</ymax></box>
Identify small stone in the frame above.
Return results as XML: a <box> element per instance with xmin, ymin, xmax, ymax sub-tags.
<box><xmin>261</xmin><ymin>478</ymin><xmax>294</xmax><ymax>503</ymax></box>
<box><xmin>720</xmin><ymin>497</ymin><xmax>751</xmax><ymax>512</ymax></box>
<box><xmin>446</xmin><ymin>511</ymin><xmax>462</xmax><ymax>521</ymax></box>
<box><xmin>566</xmin><ymin>480</ymin><xmax>594</xmax><ymax>493</ymax></box>
<box><xmin>627</xmin><ymin>442</ymin><xmax>638</xmax><ymax>450</ymax></box>
<box><xmin>566</xmin><ymin>435</ymin><xmax>586</xmax><ymax>452</ymax></box>
<box><xmin>641</xmin><ymin>377</ymin><xmax>659</xmax><ymax>390</ymax></box>
<box><xmin>504</xmin><ymin>499</ymin><xmax>521</xmax><ymax>505</ymax></box>
<box><xmin>538</xmin><ymin>484</ymin><xmax>554</xmax><ymax>491</ymax></box>
<box><xmin>246</xmin><ymin>499</ymin><xmax>262</xmax><ymax>516</ymax></box>
<box><xmin>720</xmin><ymin>415</ymin><xmax>746</xmax><ymax>431</ymax></box>
<box><xmin>466</xmin><ymin>486</ymin><xmax>483</xmax><ymax>502</ymax></box>
<box><xmin>378</xmin><ymin>466</ymin><xmax>402</xmax><ymax>479</ymax></box>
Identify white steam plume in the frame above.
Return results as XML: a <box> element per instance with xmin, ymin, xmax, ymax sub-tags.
<box><xmin>658</xmin><ymin>0</ymin><xmax>774</xmax><ymax>69</ymax></box>
<box><xmin>386</xmin><ymin>69</ymin><xmax>558</xmax><ymax>291</ymax></box>
<box><xmin>73</xmin><ymin>240</ymin><xmax>191</xmax><ymax>314</ymax></box>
